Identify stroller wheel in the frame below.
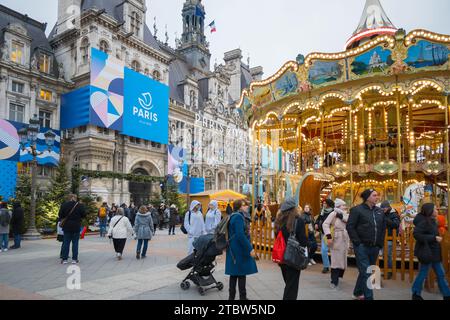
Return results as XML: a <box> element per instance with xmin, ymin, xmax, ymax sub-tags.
<box><xmin>180</xmin><ymin>281</ymin><xmax>190</xmax><ymax>290</ymax></box>
<box><xmin>217</xmin><ymin>282</ymin><xmax>224</xmax><ymax>291</ymax></box>
<box><xmin>198</xmin><ymin>287</ymin><xmax>206</xmax><ymax>296</ymax></box>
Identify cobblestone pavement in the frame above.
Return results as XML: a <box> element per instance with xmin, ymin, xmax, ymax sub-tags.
<box><xmin>0</xmin><ymin>228</ymin><xmax>443</xmax><ymax>300</ymax></box>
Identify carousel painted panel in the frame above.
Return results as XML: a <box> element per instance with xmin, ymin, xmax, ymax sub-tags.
<box><xmin>308</xmin><ymin>60</ymin><xmax>343</xmax><ymax>86</ymax></box>
<box><xmin>350</xmin><ymin>46</ymin><xmax>394</xmax><ymax>76</ymax></box>
<box><xmin>404</xmin><ymin>40</ymin><xmax>449</xmax><ymax>69</ymax></box>
<box><xmin>273</xmin><ymin>71</ymin><xmax>299</xmax><ymax>100</ymax></box>
<box><xmin>252</xmin><ymin>85</ymin><xmax>274</xmax><ymax>107</ymax></box>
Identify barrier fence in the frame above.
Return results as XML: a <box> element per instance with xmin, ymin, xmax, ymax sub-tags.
<box><xmin>250</xmin><ymin>220</ymin><xmax>450</xmax><ymax>291</ymax></box>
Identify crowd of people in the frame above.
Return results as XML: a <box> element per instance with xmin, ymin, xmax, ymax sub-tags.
<box><xmin>1</xmin><ymin>189</ymin><xmax>449</xmax><ymax>301</ymax></box>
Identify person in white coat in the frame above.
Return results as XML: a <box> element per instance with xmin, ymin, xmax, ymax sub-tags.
<box><xmin>185</xmin><ymin>200</ymin><xmax>206</xmax><ymax>255</ymax></box>
<box><xmin>107</xmin><ymin>207</ymin><xmax>134</xmax><ymax>260</ymax></box>
<box><xmin>205</xmin><ymin>200</ymin><xmax>222</xmax><ymax>235</ymax></box>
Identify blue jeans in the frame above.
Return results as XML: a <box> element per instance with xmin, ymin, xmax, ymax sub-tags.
<box><xmin>412</xmin><ymin>262</ymin><xmax>450</xmax><ymax>297</ymax></box>
<box><xmin>354</xmin><ymin>244</ymin><xmax>380</xmax><ymax>300</ymax></box>
<box><xmin>13</xmin><ymin>233</ymin><xmax>21</xmax><ymax>248</ymax></box>
<box><xmin>62</xmin><ymin>231</ymin><xmax>80</xmax><ymax>261</ymax></box>
<box><xmin>137</xmin><ymin>239</ymin><xmax>149</xmax><ymax>257</ymax></box>
<box><xmin>321</xmin><ymin>235</ymin><xmax>330</xmax><ymax>268</ymax></box>
<box><xmin>387</xmin><ymin>241</ymin><xmax>393</xmax><ymax>269</ymax></box>
<box><xmin>0</xmin><ymin>233</ymin><xmax>8</xmax><ymax>250</ymax></box>
<box><xmin>99</xmin><ymin>218</ymin><xmax>107</xmax><ymax>237</ymax></box>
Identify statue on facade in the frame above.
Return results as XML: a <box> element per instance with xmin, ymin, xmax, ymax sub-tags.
<box><xmin>58</xmin><ymin>63</ymin><xmax>65</xmax><ymax>80</ymax></box>
<box><xmin>0</xmin><ymin>42</ymin><xmax>9</xmax><ymax>60</ymax></box>
<box><xmin>30</xmin><ymin>54</ymin><xmax>38</xmax><ymax>70</ymax></box>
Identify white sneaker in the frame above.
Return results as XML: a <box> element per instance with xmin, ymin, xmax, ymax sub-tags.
<box><xmin>62</xmin><ymin>260</ymin><xmax>69</xmax><ymax>264</ymax></box>
<box><xmin>308</xmin><ymin>262</ymin><xmax>313</xmax><ymax>266</ymax></box>
<box><xmin>330</xmin><ymin>284</ymin><xmax>338</xmax><ymax>290</ymax></box>
<box><xmin>310</xmin><ymin>259</ymin><xmax>317</xmax><ymax>265</ymax></box>
<box><xmin>3</xmin><ymin>249</ymin><xmax>8</xmax><ymax>252</ymax></box>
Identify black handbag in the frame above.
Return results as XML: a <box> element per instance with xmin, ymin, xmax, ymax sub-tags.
<box><xmin>283</xmin><ymin>219</ymin><xmax>309</xmax><ymax>271</ymax></box>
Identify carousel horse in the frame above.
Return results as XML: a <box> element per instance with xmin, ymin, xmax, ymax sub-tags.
<box><xmin>399</xmin><ymin>183</ymin><xmax>425</xmax><ymax>234</ymax></box>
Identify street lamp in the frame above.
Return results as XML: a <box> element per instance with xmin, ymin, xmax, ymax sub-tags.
<box><xmin>18</xmin><ymin>114</ymin><xmax>56</xmax><ymax>240</ymax></box>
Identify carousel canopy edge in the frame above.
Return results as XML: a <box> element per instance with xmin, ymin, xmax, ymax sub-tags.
<box><xmin>237</xmin><ymin>29</ymin><xmax>450</xmax><ymax>126</ymax></box>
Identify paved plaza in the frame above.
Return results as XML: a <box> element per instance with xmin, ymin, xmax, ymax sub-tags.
<box><xmin>0</xmin><ymin>228</ymin><xmax>443</xmax><ymax>300</ymax></box>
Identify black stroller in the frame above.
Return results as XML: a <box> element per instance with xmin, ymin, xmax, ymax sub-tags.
<box><xmin>177</xmin><ymin>234</ymin><xmax>224</xmax><ymax>296</ymax></box>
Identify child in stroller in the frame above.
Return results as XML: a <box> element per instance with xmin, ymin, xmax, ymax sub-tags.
<box><xmin>177</xmin><ymin>234</ymin><xmax>224</xmax><ymax>295</ymax></box>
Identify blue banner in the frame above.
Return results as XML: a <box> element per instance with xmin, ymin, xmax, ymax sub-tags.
<box><xmin>123</xmin><ymin>68</ymin><xmax>169</xmax><ymax>145</ymax></box>
<box><xmin>0</xmin><ymin>161</ymin><xmax>17</xmax><ymax>200</ymax></box>
<box><xmin>61</xmin><ymin>86</ymin><xmax>90</xmax><ymax>129</ymax></box>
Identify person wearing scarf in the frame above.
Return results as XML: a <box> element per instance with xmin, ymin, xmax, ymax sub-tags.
<box><xmin>322</xmin><ymin>198</ymin><xmax>350</xmax><ymax>289</ymax></box>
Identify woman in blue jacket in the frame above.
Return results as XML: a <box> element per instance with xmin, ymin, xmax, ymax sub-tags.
<box><xmin>225</xmin><ymin>199</ymin><xmax>258</xmax><ymax>300</ymax></box>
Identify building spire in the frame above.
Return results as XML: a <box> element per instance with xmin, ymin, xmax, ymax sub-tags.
<box><xmin>346</xmin><ymin>0</ymin><xmax>397</xmax><ymax>49</ymax></box>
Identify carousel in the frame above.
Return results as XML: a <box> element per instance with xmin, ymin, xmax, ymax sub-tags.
<box><xmin>238</xmin><ymin>0</ymin><xmax>450</xmax><ymax>225</ymax></box>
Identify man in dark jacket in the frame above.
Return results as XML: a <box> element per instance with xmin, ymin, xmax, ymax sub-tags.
<box><xmin>346</xmin><ymin>189</ymin><xmax>386</xmax><ymax>300</ymax></box>
<box><xmin>59</xmin><ymin>194</ymin><xmax>86</xmax><ymax>264</ymax></box>
<box><xmin>380</xmin><ymin>201</ymin><xmax>400</xmax><ymax>279</ymax></box>
<box><xmin>9</xmin><ymin>202</ymin><xmax>24</xmax><ymax>249</ymax></box>
<box><xmin>226</xmin><ymin>202</ymin><xmax>233</xmax><ymax>216</ymax></box>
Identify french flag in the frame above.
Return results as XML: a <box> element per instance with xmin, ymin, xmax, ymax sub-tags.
<box><xmin>208</xmin><ymin>20</ymin><xmax>217</xmax><ymax>33</ymax></box>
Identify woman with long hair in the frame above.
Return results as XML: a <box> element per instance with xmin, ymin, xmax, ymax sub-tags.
<box><xmin>275</xmin><ymin>197</ymin><xmax>308</xmax><ymax>300</ymax></box>
<box><xmin>411</xmin><ymin>203</ymin><xmax>450</xmax><ymax>300</ymax></box>
<box><xmin>134</xmin><ymin>205</ymin><xmax>154</xmax><ymax>260</ymax></box>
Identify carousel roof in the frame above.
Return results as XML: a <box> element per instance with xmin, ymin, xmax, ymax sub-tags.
<box><xmin>346</xmin><ymin>0</ymin><xmax>397</xmax><ymax>49</ymax></box>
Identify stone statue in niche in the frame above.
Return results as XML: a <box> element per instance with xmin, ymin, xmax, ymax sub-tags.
<box><xmin>30</xmin><ymin>54</ymin><xmax>38</xmax><ymax>70</ymax></box>
<box><xmin>0</xmin><ymin>42</ymin><xmax>9</xmax><ymax>60</ymax></box>
<box><xmin>58</xmin><ymin>63</ymin><xmax>65</xmax><ymax>80</ymax></box>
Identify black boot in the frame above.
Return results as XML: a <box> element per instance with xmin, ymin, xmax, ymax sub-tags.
<box><xmin>412</xmin><ymin>294</ymin><xmax>424</xmax><ymax>300</ymax></box>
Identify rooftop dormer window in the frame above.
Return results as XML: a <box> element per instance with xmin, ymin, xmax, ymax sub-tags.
<box><xmin>39</xmin><ymin>53</ymin><xmax>51</xmax><ymax>74</ymax></box>
<box><xmin>11</xmin><ymin>41</ymin><xmax>24</xmax><ymax>64</ymax></box>
<box><xmin>130</xmin><ymin>12</ymin><xmax>142</xmax><ymax>37</ymax></box>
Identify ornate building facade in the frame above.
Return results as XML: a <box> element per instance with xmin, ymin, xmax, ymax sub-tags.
<box><xmin>0</xmin><ymin>0</ymin><xmax>262</xmax><ymax>205</ymax></box>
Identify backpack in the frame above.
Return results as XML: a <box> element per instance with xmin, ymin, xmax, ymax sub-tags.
<box><xmin>0</xmin><ymin>209</ymin><xmax>11</xmax><ymax>227</ymax></box>
<box><xmin>214</xmin><ymin>213</ymin><xmax>239</xmax><ymax>252</ymax></box>
<box><xmin>272</xmin><ymin>231</ymin><xmax>286</xmax><ymax>264</ymax></box>
<box><xmin>99</xmin><ymin>207</ymin><xmax>107</xmax><ymax>218</ymax></box>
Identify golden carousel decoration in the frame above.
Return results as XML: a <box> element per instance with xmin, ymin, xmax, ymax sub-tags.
<box><xmin>238</xmin><ymin>0</ymin><xmax>450</xmax><ymax>223</ymax></box>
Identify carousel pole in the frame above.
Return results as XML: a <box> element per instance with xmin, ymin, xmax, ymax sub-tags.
<box><xmin>251</xmin><ymin>127</ymin><xmax>257</xmax><ymax>220</ymax></box>
<box><xmin>320</xmin><ymin>108</ymin><xmax>325</xmax><ymax>172</ymax></box>
<box><xmin>348</xmin><ymin>107</ymin><xmax>354</xmax><ymax>205</ymax></box>
<box><xmin>445</xmin><ymin>92</ymin><xmax>450</xmax><ymax>225</ymax></box>
<box><xmin>395</xmin><ymin>88</ymin><xmax>404</xmax><ymax>201</ymax></box>
<box><xmin>297</xmin><ymin>122</ymin><xmax>302</xmax><ymax>174</ymax></box>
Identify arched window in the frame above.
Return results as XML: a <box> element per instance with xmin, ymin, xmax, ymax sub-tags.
<box><xmin>189</xmin><ymin>90</ymin><xmax>197</xmax><ymax>109</ymax></box>
<box><xmin>130</xmin><ymin>12</ymin><xmax>142</xmax><ymax>36</ymax></box>
<box><xmin>152</xmin><ymin>70</ymin><xmax>161</xmax><ymax>81</ymax></box>
<box><xmin>131</xmin><ymin>60</ymin><xmax>141</xmax><ymax>72</ymax></box>
<box><xmin>144</xmin><ymin>68</ymin><xmax>149</xmax><ymax>76</ymax></box>
<box><xmin>99</xmin><ymin>40</ymin><xmax>109</xmax><ymax>53</ymax></box>
<box><xmin>80</xmin><ymin>38</ymin><xmax>90</xmax><ymax>64</ymax></box>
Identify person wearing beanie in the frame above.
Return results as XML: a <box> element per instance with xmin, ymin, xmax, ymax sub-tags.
<box><xmin>315</xmin><ymin>198</ymin><xmax>335</xmax><ymax>273</ymax></box>
<box><xmin>380</xmin><ymin>200</ymin><xmax>400</xmax><ymax>279</ymax></box>
<box><xmin>346</xmin><ymin>189</ymin><xmax>386</xmax><ymax>300</ymax></box>
<box><xmin>274</xmin><ymin>197</ymin><xmax>308</xmax><ymax>300</ymax></box>
<box><xmin>322</xmin><ymin>198</ymin><xmax>350</xmax><ymax>289</ymax></box>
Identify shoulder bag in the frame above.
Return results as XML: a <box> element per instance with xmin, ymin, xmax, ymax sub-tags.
<box><xmin>60</xmin><ymin>202</ymin><xmax>79</xmax><ymax>228</ymax></box>
<box><xmin>283</xmin><ymin>218</ymin><xmax>309</xmax><ymax>271</ymax></box>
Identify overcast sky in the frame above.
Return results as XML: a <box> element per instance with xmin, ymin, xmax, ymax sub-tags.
<box><xmin>1</xmin><ymin>0</ymin><xmax>449</xmax><ymax>76</ymax></box>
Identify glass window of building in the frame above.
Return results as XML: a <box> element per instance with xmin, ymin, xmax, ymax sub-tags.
<box><xmin>131</xmin><ymin>60</ymin><xmax>141</xmax><ymax>72</ymax></box>
<box><xmin>130</xmin><ymin>12</ymin><xmax>141</xmax><ymax>36</ymax></box>
<box><xmin>152</xmin><ymin>70</ymin><xmax>161</xmax><ymax>81</ymax></box>
<box><xmin>9</xmin><ymin>103</ymin><xmax>25</xmax><ymax>123</ymax></box>
<box><xmin>12</xmin><ymin>81</ymin><xmax>24</xmax><ymax>93</ymax></box>
<box><xmin>39</xmin><ymin>111</ymin><xmax>52</xmax><ymax>128</ymax></box>
<box><xmin>39</xmin><ymin>53</ymin><xmax>51</xmax><ymax>73</ymax></box>
<box><xmin>11</xmin><ymin>41</ymin><xmax>24</xmax><ymax>64</ymax></box>
<box><xmin>40</xmin><ymin>89</ymin><xmax>52</xmax><ymax>101</ymax></box>
<box><xmin>80</xmin><ymin>38</ymin><xmax>89</xmax><ymax>64</ymax></box>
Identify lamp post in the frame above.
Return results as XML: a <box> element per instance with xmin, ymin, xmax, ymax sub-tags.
<box><xmin>18</xmin><ymin>114</ymin><xmax>56</xmax><ymax>240</ymax></box>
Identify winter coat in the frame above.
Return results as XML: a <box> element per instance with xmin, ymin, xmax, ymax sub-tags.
<box><xmin>185</xmin><ymin>201</ymin><xmax>206</xmax><ymax>254</ymax></box>
<box><xmin>150</xmin><ymin>209</ymin><xmax>159</xmax><ymax>226</ymax></box>
<box><xmin>10</xmin><ymin>204</ymin><xmax>24</xmax><ymax>235</ymax></box>
<box><xmin>316</xmin><ymin>207</ymin><xmax>334</xmax><ymax>234</ymax></box>
<box><xmin>128</xmin><ymin>207</ymin><xmax>137</xmax><ymax>226</ymax></box>
<box><xmin>133</xmin><ymin>212</ymin><xmax>154</xmax><ymax>240</ymax></box>
<box><xmin>169</xmin><ymin>208</ymin><xmax>178</xmax><ymax>227</ymax></box>
<box><xmin>226</xmin><ymin>204</ymin><xmax>233</xmax><ymax>216</ymax></box>
<box><xmin>205</xmin><ymin>201</ymin><xmax>222</xmax><ymax>234</ymax></box>
<box><xmin>385</xmin><ymin>208</ymin><xmax>400</xmax><ymax>237</ymax></box>
<box><xmin>58</xmin><ymin>201</ymin><xmax>87</xmax><ymax>234</ymax></box>
<box><xmin>0</xmin><ymin>209</ymin><xmax>12</xmax><ymax>234</ymax></box>
<box><xmin>346</xmin><ymin>203</ymin><xmax>386</xmax><ymax>248</ymax></box>
<box><xmin>225</xmin><ymin>212</ymin><xmax>258</xmax><ymax>276</ymax></box>
<box><xmin>323</xmin><ymin>208</ymin><xmax>350</xmax><ymax>270</ymax></box>
<box><xmin>413</xmin><ymin>214</ymin><xmax>442</xmax><ymax>264</ymax></box>
<box><xmin>108</xmin><ymin>215</ymin><xmax>134</xmax><ymax>239</ymax></box>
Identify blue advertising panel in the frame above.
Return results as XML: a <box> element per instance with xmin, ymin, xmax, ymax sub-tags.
<box><xmin>123</xmin><ymin>68</ymin><xmax>169</xmax><ymax>145</ymax></box>
<box><xmin>0</xmin><ymin>161</ymin><xmax>17</xmax><ymax>200</ymax></box>
<box><xmin>61</xmin><ymin>86</ymin><xmax>90</xmax><ymax>129</ymax></box>
<box><xmin>0</xmin><ymin>119</ymin><xmax>60</xmax><ymax>166</ymax></box>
